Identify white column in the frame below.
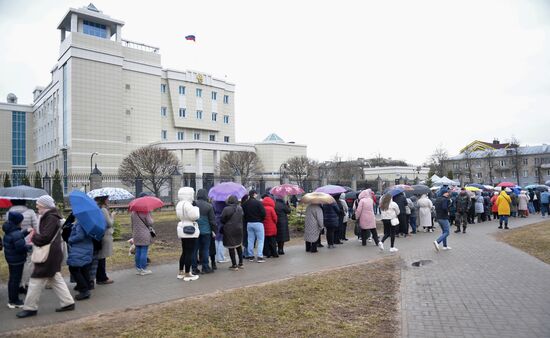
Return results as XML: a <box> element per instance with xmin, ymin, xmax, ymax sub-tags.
<box><xmin>116</xmin><ymin>25</ymin><xmax>122</xmax><ymax>42</ymax></box>
<box><xmin>195</xmin><ymin>149</ymin><xmax>203</xmax><ymax>190</ymax></box>
<box><xmin>70</xmin><ymin>13</ymin><xmax>78</xmax><ymax>32</ymax></box>
<box><xmin>213</xmin><ymin>150</ymin><xmax>221</xmax><ymax>185</ymax></box>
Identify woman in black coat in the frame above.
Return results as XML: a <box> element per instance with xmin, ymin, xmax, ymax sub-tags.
<box><xmin>220</xmin><ymin>195</ymin><xmax>244</xmax><ymax>270</ymax></box>
<box><xmin>274</xmin><ymin>197</ymin><xmax>291</xmax><ymax>255</ymax></box>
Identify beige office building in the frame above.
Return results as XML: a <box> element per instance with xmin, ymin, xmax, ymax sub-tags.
<box><xmin>0</xmin><ymin>4</ymin><xmax>306</xmax><ymax>190</ymax></box>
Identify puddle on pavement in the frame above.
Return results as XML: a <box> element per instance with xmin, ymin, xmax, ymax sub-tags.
<box><xmin>411</xmin><ymin>260</ymin><xmax>433</xmax><ymax>267</ymax></box>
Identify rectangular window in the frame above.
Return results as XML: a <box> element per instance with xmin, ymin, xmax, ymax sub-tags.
<box><xmin>194</xmin><ymin>133</ymin><xmax>201</xmax><ymax>140</ymax></box>
<box><xmin>179</xmin><ymin>86</ymin><xmax>185</xmax><ymax>95</ymax></box>
<box><xmin>223</xmin><ymin>115</ymin><xmax>229</xmax><ymax>124</ymax></box>
<box><xmin>177</xmin><ymin>131</ymin><xmax>184</xmax><ymax>140</ymax></box>
<box><xmin>223</xmin><ymin>95</ymin><xmax>229</xmax><ymax>104</ymax></box>
<box><xmin>160</xmin><ymin>84</ymin><xmax>166</xmax><ymax>93</ymax></box>
<box><xmin>161</xmin><ymin>130</ymin><xmax>167</xmax><ymax>140</ymax></box>
<box><xmin>179</xmin><ymin>108</ymin><xmax>186</xmax><ymax>118</ymax></box>
<box><xmin>522</xmin><ymin>158</ymin><xmax>528</xmax><ymax>165</ymax></box>
<box><xmin>12</xmin><ymin>111</ymin><xmax>26</xmax><ymax>166</ymax></box>
<box><xmin>209</xmin><ymin>134</ymin><xmax>216</xmax><ymax>141</ymax></box>
<box><xmin>196</xmin><ymin>110</ymin><xmax>203</xmax><ymax>119</ymax></box>
<box><xmin>211</xmin><ymin>91</ymin><xmax>217</xmax><ymax>100</ymax></box>
<box><xmin>523</xmin><ymin>170</ymin><xmax>528</xmax><ymax>177</ymax></box>
<box><xmin>476</xmin><ymin>172</ymin><xmax>482</xmax><ymax>178</ymax></box>
<box><xmin>212</xmin><ymin>112</ymin><xmax>217</xmax><ymax>121</ymax></box>
<box><xmin>161</xmin><ymin>107</ymin><xmax>167</xmax><ymax>117</ymax></box>
<box><xmin>196</xmin><ymin>88</ymin><xmax>202</xmax><ymax>97</ymax></box>
<box><xmin>224</xmin><ymin>136</ymin><xmax>230</xmax><ymax>143</ymax></box>
<box><xmin>83</xmin><ymin>20</ymin><xmax>107</xmax><ymax>38</ymax></box>
<box><xmin>499</xmin><ymin>160</ymin><xmax>506</xmax><ymax>167</ymax></box>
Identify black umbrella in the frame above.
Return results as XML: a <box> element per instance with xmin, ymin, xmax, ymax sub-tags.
<box><xmin>345</xmin><ymin>191</ymin><xmax>358</xmax><ymax>199</ymax></box>
<box><xmin>405</xmin><ymin>184</ymin><xmax>431</xmax><ymax>197</ymax></box>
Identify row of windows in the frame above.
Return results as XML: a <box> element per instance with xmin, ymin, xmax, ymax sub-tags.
<box><xmin>12</xmin><ymin>112</ymin><xmax>26</xmax><ymax>166</ymax></box>
<box><xmin>162</xmin><ymin>130</ymin><xmax>229</xmax><ymax>143</ymax></box>
<box><xmin>83</xmin><ymin>20</ymin><xmax>107</xmax><ymax>38</ymax></box>
<box><xmin>163</xmin><ymin>107</ymin><xmax>230</xmax><ymax>123</ymax></box>
<box><xmin>160</xmin><ymin>84</ymin><xmax>230</xmax><ymax>103</ymax></box>
<box><xmin>452</xmin><ymin>157</ymin><xmax>550</xmax><ymax>169</ymax></box>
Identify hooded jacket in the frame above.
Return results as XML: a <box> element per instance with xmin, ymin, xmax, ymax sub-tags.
<box><xmin>321</xmin><ymin>202</ymin><xmax>341</xmax><ymax>229</ymax></box>
<box><xmin>262</xmin><ymin>197</ymin><xmax>278</xmax><ymax>236</ymax></box>
<box><xmin>496</xmin><ymin>191</ymin><xmax>511</xmax><ymax>216</ymax></box>
<box><xmin>32</xmin><ymin>208</ymin><xmax>63</xmax><ymax>278</ymax></box>
<box><xmin>195</xmin><ymin>189</ymin><xmax>217</xmax><ymax>235</ymax></box>
<box><xmin>220</xmin><ymin>196</ymin><xmax>243</xmax><ymax>248</ymax></box>
<box><xmin>176</xmin><ymin>187</ymin><xmax>200</xmax><ymax>238</ymax></box>
<box><xmin>356</xmin><ymin>189</ymin><xmax>376</xmax><ymax>229</ymax></box>
<box><xmin>2</xmin><ymin>212</ymin><xmax>30</xmax><ymax>265</ymax></box>
<box><xmin>67</xmin><ymin>221</ymin><xmax>94</xmax><ymax>267</ymax></box>
<box><xmin>475</xmin><ymin>193</ymin><xmax>484</xmax><ymax>214</ymax></box>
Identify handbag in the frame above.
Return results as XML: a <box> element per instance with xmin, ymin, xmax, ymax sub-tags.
<box><xmin>390</xmin><ymin>218</ymin><xmax>400</xmax><ymax>226</ymax></box>
<box><xmin>31</xmin><ymin>226</ymin><xmax>62</xmax><ymax>264</ymax></box>
<box><xmin>149</xmin><ymin>227</ymin><xmax>157</xmax><ymax>238</ymax></box>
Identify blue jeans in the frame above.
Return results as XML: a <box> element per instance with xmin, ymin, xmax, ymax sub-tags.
<box><xmin>436</xmin><ymin>219</ymin><xmax>450</xmax><ymax>247</ymax></box>
<box><xmin>135</xmin><ymin>245</ymin><xmax>149</xmax><ymax>270</ymax></box>
<box><xmin>541</xmin><ymin>203</ymin><xmax>549</xmax><ymax>216</ymax></box>
<box><xmin>192</xmin><ymin>234</ymin><xmax>211</xmax><ymax>270</ymax></box>
<box><xmin>410</xmin><ymin>216</ymin><xmax>417</xmax><ymax>233</ymax></box>
<box><xmin>499</xmin><ymin>215</ymin><xmax>509</xmax><ymax>226</ymax></box>
<box><xmin>215</xmin><ymin>240</ymin><xmax>226</xmax><ymax>262</ymax></box>
<box><xmin>247</xmin><ymin>222</ymin><xmax>265</xmax><ymax>258</ymax></box>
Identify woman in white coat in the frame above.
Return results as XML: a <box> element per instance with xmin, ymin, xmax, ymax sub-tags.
<box><xmin>417</xmin><ymin>194</ymin><xmax>433</xmax><ymax>232</ymax></box>
<box><xmin>176</xmin><ymin>187</ymin><xmax>201</xmax><ymax>281</ymax></box>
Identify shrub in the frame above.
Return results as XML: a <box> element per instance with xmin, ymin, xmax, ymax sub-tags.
<box><xmin>113</xmin><ymin>220</ymin><xmax>122</xmax><ymax>241</ymax></box>
<box><xmin>288</xmin><ymin>207</ymin><xmax>305</xmax><ymax>232</ymax></box>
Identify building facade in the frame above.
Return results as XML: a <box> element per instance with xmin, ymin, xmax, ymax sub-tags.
<box><xmin>0</xmin><ymin>4</ymin><xmax>306</xmax><ymax>192</ymax></box>
<box><xmin>443</xmin><ymin>140</ymin><xmax>550</xmax><ymax>186</ymax></box>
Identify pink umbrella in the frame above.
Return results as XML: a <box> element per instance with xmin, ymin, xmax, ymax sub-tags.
<box><xmin>129</xmin><ymin>196</ymin><xmax>164</xmax><ymax>212</ymax></box>
<box><xmin>270</xmin><ymin>184</ymin><xmax>304</xmax><ymax>197</ymax></box>
<box><xmin>497</xmin><ymin>182</ymin><xmax>516</xmax><ymax>188</ymax></box>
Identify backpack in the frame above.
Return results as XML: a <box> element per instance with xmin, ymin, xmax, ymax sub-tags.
<box><xmin>456</xmin><ymin>194</ymin><xmax>469</xmax><ymax>213</ymax></box>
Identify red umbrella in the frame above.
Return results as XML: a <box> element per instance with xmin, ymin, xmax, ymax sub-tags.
<box><xmin>0</xmin><ymin>198</ymin><xmax>12</xmax><ymax>208</ymax></box>
<box><xmin>270</xmin><ymin>184</ymin><xmax>304</xmax><ymax>197</ymax></box>
<box><xmin>497</xmin><ymin>182</ymin><xmax>516</xmax><ymax>188</ymax></box>
<box><xmin>129</xmin><ymin>196</ymin><xmax>164</xmax><ymax>212</ymax></box>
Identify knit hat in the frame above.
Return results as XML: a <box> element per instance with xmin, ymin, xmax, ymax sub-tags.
<box><xmin>8</xmin><ymin>211</ymin><xmax>24</xmax><ymax>225</ymax></box>
<box><xmin>36</xmin><ymin>195</ymin><xmax>56</xmax><ymax>209</ymax></box>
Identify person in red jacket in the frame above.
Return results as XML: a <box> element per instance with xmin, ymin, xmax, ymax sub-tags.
<box><xmin>490</xmin><ymin>192</ymin><xmax>499</xmax><ymax>221</ymax></box>
<box><xmin>261</xmin><ymin>196</ymin><xmax>279</xmax><ymax>258</ymax></box>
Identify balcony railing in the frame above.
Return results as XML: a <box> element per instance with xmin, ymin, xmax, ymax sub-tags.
<box><xmin>121</xmin><ymin>39</ymin><xmax>159</xmax><ymax>53</ymax></box>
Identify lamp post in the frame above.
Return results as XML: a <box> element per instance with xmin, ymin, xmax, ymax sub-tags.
<box><xmin>90</xmin><ymin>152</ymin><xmax>99</xmax><ymax>174</ymax></box>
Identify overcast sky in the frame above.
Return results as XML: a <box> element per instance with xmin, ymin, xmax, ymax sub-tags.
<box><xmin>1</xmin><ymin>0</ymin><xmax>549</xmax><ymax>166</ymax></box>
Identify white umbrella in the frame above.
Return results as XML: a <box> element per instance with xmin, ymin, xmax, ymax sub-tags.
<box><xmin>87</xmin><ymin>187</ymin><xmax>134</xmax><ymax>201</ymax></box>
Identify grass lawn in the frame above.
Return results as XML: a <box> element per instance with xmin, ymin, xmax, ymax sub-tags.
<box><xmin>11</xmin><ymin>257</ymin><xmax>400</xmax><ymax>338</ymax></box>
<box><xmin>496</xmin><ymin>219</ymin><xmax>550</xmax><ymax>264</ymax></box>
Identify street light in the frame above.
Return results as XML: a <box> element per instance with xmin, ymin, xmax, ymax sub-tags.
<box><xmin>90</xmin><ymin>152</ymin><xmax>99</xmax><ymax>174</ymax></box>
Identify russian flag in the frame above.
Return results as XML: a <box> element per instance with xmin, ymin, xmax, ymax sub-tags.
<box><xmin>185</xmin><ymin>35</ymin><xmax>196</xmax><ymax>42</ymax></box>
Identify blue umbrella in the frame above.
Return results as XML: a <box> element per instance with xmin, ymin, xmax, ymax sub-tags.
<box><xmin>383</xmin><ymin>186</ymin><xmax>405</xmax><ymax>197</ymax></box>
<box><xmin>68</xmin><ymin>190</ymin><xmax>106</xmax><ymax>241</ymax></box>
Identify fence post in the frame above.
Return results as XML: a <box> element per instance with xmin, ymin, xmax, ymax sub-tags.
<box><xmin>135</xmin><ymin>176</ymin><xmax>143</xmax><ymax>197</ymax></box>
<box><xmin>89</xmin><ymin>164</ymin><xmax>103</xmax><ymax>190</ymax></box>
<box><xmin>171</xmin><ymin>168</ymin><xmax>182</xmax><ymax>205</ymax></box>
<box><xmin>351</xmin><ymin>175</ymin><xmax>357</xmax><ymax>192</ymax></box>
<box><xmin>43</xmin><ymin>172</ymin><xmax>52</xmax><ymax>194</ymax></box>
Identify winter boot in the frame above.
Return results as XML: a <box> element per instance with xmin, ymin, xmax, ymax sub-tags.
<box><xmin>462</xmin><ymin>225</ymin><xmax>467</xmax><ymax>233</ymax></box>
<box><xmin>454</xmin><ymin>225</ymin><xmax>461</xmax><ymax>233</ymax></box>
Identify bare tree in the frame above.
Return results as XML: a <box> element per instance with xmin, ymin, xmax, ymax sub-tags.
<box><xmin>219</xmin><ymin>151</ymin><xmax>263</xmax><ymax>186</ymax></box>
<box><xmin>429</xmin><ymin>147</ymin><xmax>449</xmax><ymax>177</ymax></box>
<box><xmin>462</xmin><ymin>148</ymin><xmax>474</xmax><ymax>184</ymax></box>
<box><xmin>286</xmin><ymin>156</ymin><xmax>317</xmax><ymax>188</ymax></box>
<box><xmin>484</xmin><ymin>149</ymin><xmax>495</xmax><ymax>185</ymax></box>
<box><xmin>508</xmin><ymin>136</ymin><xmax>522</xmax><ymax>185</ymax></box>
<box><xmin>119</xmin><ymin>146</ymin><xmax>180</xmax><ymax>196</ymax></box>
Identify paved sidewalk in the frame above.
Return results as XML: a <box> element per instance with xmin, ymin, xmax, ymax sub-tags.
<box><xmin>400</xmin><ymin>216</ymin><xmax>550</xmax><ymax>338</ymax></box>
<box><xmin>0</xmin><ymin>215</ymin><xmax>548</xmax><ymax>336</ymax></box>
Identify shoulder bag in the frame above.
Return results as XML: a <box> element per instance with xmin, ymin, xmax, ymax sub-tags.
<box><xmin>31</xmin><ymin>225</ymin><xmax>62</xmax><ymax>263</ymax></box>
<box><xmin>390</xmin><ymin>218</ymin><xmax>400</xmax><ymax>226</ymax></box>
<box><xmin>138</xmin><ymin>214</ymin><xmax>156</xmax><ymax>238</ymax></box>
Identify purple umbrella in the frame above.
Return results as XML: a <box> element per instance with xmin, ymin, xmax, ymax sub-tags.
<box><xmin>315</xmin><ymin>185</ymin><xmax>347</xmax><ymax>194</ymax></box>
<box><xmin>208</xmin><ymin>182</ymin><xmax>247</xmax><ymax>202</ymax></box>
